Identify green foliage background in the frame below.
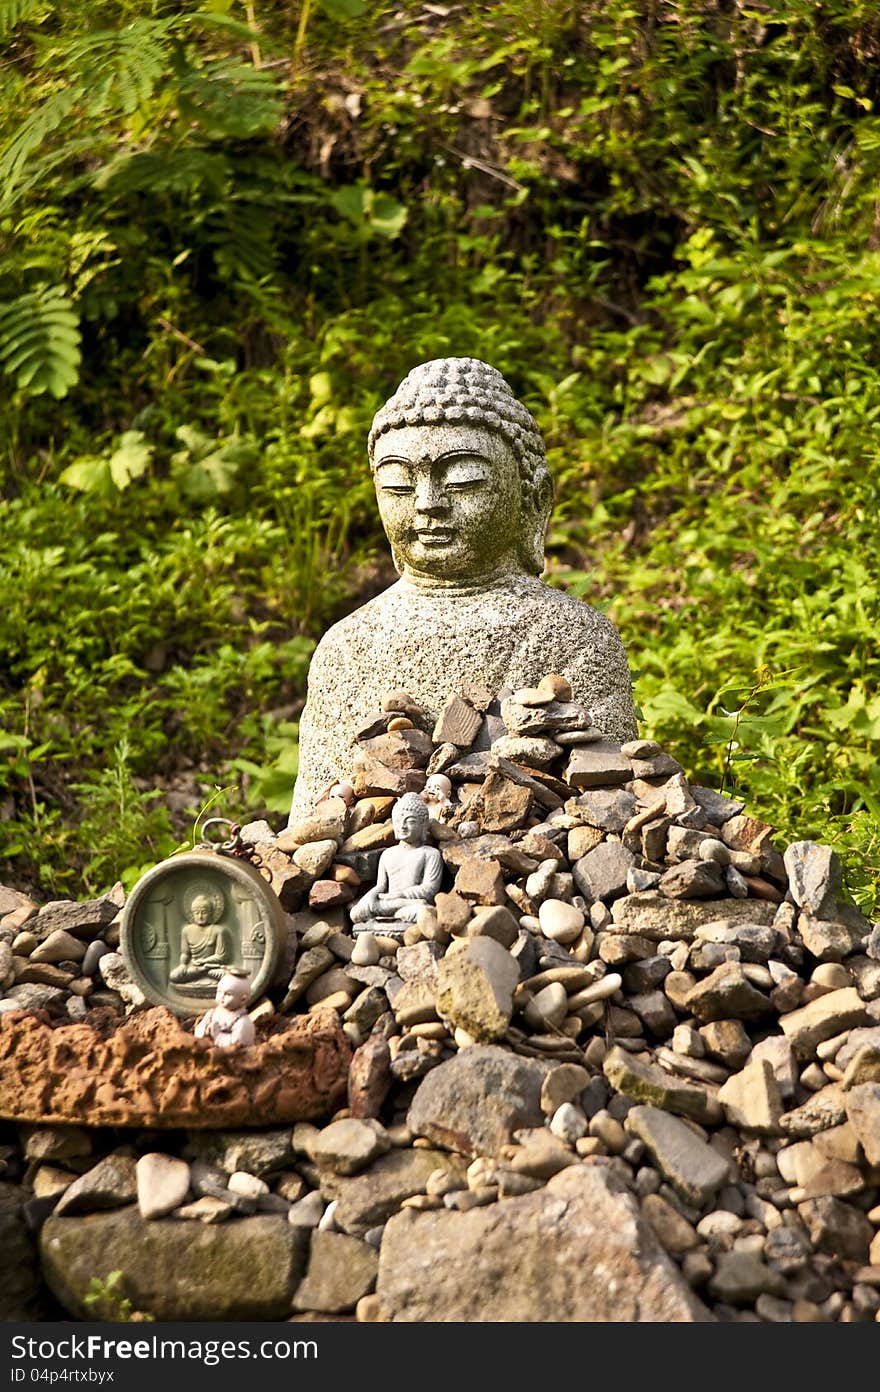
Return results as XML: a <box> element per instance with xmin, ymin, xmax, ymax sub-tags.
<box><xmin>1</xmin><ymin>0</ymin><xmax>878</xmax><ymax>911</ymax></box>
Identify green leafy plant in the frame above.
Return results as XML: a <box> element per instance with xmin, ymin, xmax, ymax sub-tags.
<box><xmin>83</xmin><ymin>1270</ymin><xmax>154</xmax><ymax>1323</ymax></box>
<box><xmin>0</xmin><ymin>0</ymin><xmax>877</xmax><ymax>918</ymax></box>
<box><xmin>0</xmin><ymin>284</ymin><xmax>81</xmax><ymax>397</ymax></box>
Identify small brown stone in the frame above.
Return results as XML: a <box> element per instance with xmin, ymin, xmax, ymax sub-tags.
<box><xmin>309</xmin><ymin>880</ymin><xmax>354</xmax><ymax>911</ymax></box>
<box><xmin>454</xmin><ymin>857</ymin><xmax>506</xmax><ymax>906</ymax></box>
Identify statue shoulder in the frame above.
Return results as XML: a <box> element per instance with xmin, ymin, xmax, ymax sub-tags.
<box><xmin>525</xmin><ymin>578</ymin><xmax>627</xmax><ymax>650</ymax></box>
<box><xmin>310</xmin><ymin>584</ymin><xmax>403</xmax><ymax>663</ymax></box>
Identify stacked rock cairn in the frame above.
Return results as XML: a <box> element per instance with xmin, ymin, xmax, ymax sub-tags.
<box><xmin>2</xmin><ymin>673</ymin><xmax>880</xmax><ymax>1323</ymax></box>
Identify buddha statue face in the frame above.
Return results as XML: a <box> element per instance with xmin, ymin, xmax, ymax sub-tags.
<box><xmin>190</xmin><ymin>895</ymin><xmax>216</xmax><ymax>926</ymax></box>
<box><xmin>368</xmin><ymin>358</ymin><xmax>553</xmax><ymax>584</ymax></box>
<box><xmin>391</xmin><ymin>792</ymin><xmax>430</xmax><ymax>844</ymax></box>
<box><xmin>373</xmin><ymin>424</ymin><xmax>522</xmax><ymax>582</ymax></box>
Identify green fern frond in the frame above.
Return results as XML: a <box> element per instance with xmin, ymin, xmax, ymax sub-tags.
<box><xmin>66</xmin><ymin>20</ymin><xmax>175</xmax><ymax>117</ymax></box>
<box><xmin>0</xmin><ymin>136</ymin><xmax>101</xmax><ymax>216</ymax></box>
<box><xmin>95</xmin><ymin>148</ymin><xmax>229</xmax><ymax>199</ymax></box>
<box><xmin>202</xmin><ymin>201</ymin><xmax>279</xmax><ymax>283</ymax></box>
<box><xmin>177</xmin><ymin>60</ymin><xmax>285</xmax><ymax>138</ymax></box>
<box><xmin>0</xmin><ymin>284</ymin><xmax>81</xmax><ymax>398</ymax></box>
<box><xmin>0</xmin><ymin>88</ymin><xmax>78</xmax><ymax>201</ymax></box>
<box><xmin>0</xmin><ymin>0</ymin><xmax>41</xmax><ymax>36</ymax></box>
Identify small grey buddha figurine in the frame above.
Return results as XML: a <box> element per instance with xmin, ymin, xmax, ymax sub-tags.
<box><xmin>193</xmin><ymin>969</ymin><xmax>256</xmax><ymax>1048</ymax></box>
<box><xmin>290</xmin><ymin>356</ymin><xmax>637</xmax><ymax>818</ymax></box>
<box><xmin>350</xmin><ymin>793</ymin><xmax>443</xmax><ymax>933</ymax></box>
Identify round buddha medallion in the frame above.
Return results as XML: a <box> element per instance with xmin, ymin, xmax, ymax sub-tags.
<box><xmin>120</xmin><ymin>849</ymin><xmax>286</xmax><ymax>1017</ymax></box>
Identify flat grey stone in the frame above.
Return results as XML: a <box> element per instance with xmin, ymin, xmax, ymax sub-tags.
<box><xmin>685</xmin><ymin>962</ymin><xmax>773</xmax><ymax>1023</ymax></box>
<box><xmin>32</xmin><ymin>893</ymin><xmax>121</xmax><ymax>942</ymax></box>
<box><xmin>603</xmin><ymin>1046</ymin><xmax>721</xmax><ymax>1125</ymax></box>
<box><xmin>625</xmin><ymin>1104</ymin><xmax>730</xmax><ymax>1205</ymax></box>
<box><xmin>694</xmin><ymin>920</ymin><xmax>781</xmax><ymax>962</ymax></box>
<box><xmin>407</xmin><ymin>1046</ymin><xmax>546</xmax><ymax>1157</ymax></box>
<box><xmin>500</xmin><ymin>698</ymin><xmax>592</xmax><ymax>737</ymax></box>
<box><xmin>717</xmin><ymin>1058</ymin><xmax>784</xmax><ymax>1134</ymax></box>
<box><xmin>689</xmin><ymin>787</ymin><xmax>744</xmax><ymax>824</ymax></box>
<box><xmin>610</xmin><ymin>893</ymin><xmax>776</xmax><ymax>942</ymax></box>
<box><xmin>184</xmin><ymin>1128</ymin><xmax>293</xmax><ymax>1177</ymax></box>
<box><xmin>317</xmin><ymin>1148</ymin><xmax>467</xmax><ymax>1235</ymax></box>
<box><xmin>41</xmin><ymin>1209</ymin><xmax>308</xmax><ymax>1319</ymax></box>
<box><xmin>845</xmin><ymin>1083</ymin><xmax>880</xmax><ymax>1165</ymax></box>
<box><xmin>306</xmin><ymin>1119</ymin><xmax>391</xmax><ymax>1176</ymax></box>
<box><xmin>377</xmin><ymin>1163</ymin><xmax>712</xmax><ymax>1322</ymax></box>
<box><xmin>797</xmin><ymin>1195</ymin><xmax>873</xmax><ymax>1260</ymax></box>
<box><xmin>490</xmin><ymin>735</ymin><xmax>562</xmax><ymax>769</ymax></box>
<box><xmin>569</xmin><ymin>788</ymin><xmax>637</xmax><ymax>831</ymax></box>
<box><xmin>780</xmin><ymin>987</ymin><xmax>870</xmax><ymax>1059</ymax></box>
<box><xmin>573</xmin><ymin>841</ymin><xmax>635</xmax><ymax>903</ymax></box>
<box><xmin>708</xmin><ymin>1251</ymin><xmax>786</xmax><ymax>1305</ymax></box>
<box><xmin>21</xmin><ymin>1127</ymin><xmax>92</xmax><ymax>1163</ymax></box>
<box><xmin>55</xmin><ymin>1154</ymin><xmax>137</xmax><ymax>1217</ymax></box>
<box><xmin>566</xmin><ymin>741</ymin><xmax>633</xmax><ymax>789</ymax></box>
<box><xmin>292</xmin><ymin>1231</ymin><xmax>378</xmax><ymax>1313</ymax></box>
<box><xmin>784</xmin><ymin>841</ymin><xmax>842</xmax><ymax>917</ymax></box>
<box><xmin>659</xmin><ymin>859</ymin><xmax>725</xmax><ymax>900</ymax></box>
<box><xmin>798</xmin><ymin>912</ymin><xmax>867</xmax><ymax>963</ymax></box>
<box><xmin>5</xmin><ymin>983</ymin><xmax>66</xmax><ymax>1012</ymax></box>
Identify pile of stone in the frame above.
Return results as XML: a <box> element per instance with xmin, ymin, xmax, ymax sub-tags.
<box><xmin>2</xmin><ymin>675</ymin><xmax>880</xmax><ymax>1323</ymax></box>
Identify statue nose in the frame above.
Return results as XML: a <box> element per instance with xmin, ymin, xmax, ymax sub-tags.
<box><xmin>414</xmin><ymin>477</ymin><xmax>448</xmax><ymax>514</ymax></box>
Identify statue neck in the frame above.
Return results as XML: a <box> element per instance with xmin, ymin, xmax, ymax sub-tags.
<box><xmin>399</xmin><ymin>561</ymin><xmax>525</xmax><ymax>595</ymax></box>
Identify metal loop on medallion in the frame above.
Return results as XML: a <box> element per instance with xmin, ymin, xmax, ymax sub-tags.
<box><xmin>197</xmin><ymin>817</ymin><xmax>242</xmax><ymax>855</ymax></box>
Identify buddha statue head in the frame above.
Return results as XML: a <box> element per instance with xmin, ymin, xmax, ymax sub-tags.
<box><xmin>391</xmin><ymin>790</ymin><xmax>431</xmax><ymax>845</ymax></box>
<box><xmin>368</xmin><ymin>357</ymin><xmax>553</xmax><ymax>585</ymax></box>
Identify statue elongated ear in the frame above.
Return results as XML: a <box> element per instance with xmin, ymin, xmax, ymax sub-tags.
<box><xmin>519</xmin><ymin>472</ymin><xmax>554</xmax><ymax>575</ymax></box>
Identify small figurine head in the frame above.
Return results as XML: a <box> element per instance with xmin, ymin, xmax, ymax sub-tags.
<box><xmin>327</xmin><ymin>780</ymin><xmax>355</xmax><ymax>806</ymax></box>
<box><xmin>422</xmin><ymin>773</ymin><xmax>452</xmax><ymax>804</ymax></box>
<box><xmin>368</xmin><ymin>358</ymin><xmax>553</xmax><ymax>580</ymax></box>
<box><xmin>190</xmin><ymin>893</ymin><xmax>217</xmax><ymax>926</ymax></box>
<box><xmin>392</xmin><ymin>791</ymin><xmax>430</xmax><ymax>844</ymax></box>
<box><xmin>216</xmin><ymin>969</ymin><xmax>250</xmax><ymax>1013</ymax></box>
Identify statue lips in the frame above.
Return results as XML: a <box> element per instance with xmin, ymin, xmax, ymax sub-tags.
<box><xmin>414</xmin><ymin>528</ymin><xmax>455</xmax><ymax>547</ymax></box>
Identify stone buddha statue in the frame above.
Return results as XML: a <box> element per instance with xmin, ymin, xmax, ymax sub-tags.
<box><xmin>290</xmin><ymin>356</ymin><xmax>637</xmax><ymax>817</ymax></box>
<box><xmin>349</xmin><ymin>793</ymin><xmax>443</xmax><ymax>933</ymax></box>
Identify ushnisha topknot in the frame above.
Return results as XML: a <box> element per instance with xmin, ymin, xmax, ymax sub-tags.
<box><xmin>368</xmin><ymin>357</ymin><xmax>553</xmax><ymax>574</ymax></box>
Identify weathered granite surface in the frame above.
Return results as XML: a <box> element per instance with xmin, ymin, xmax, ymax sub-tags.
<box><xmin>377</xmin><ymin>1162</ymin><xmax>712</xmax><ymax>1321</ymax></box>
<box><xmin>291</xmin><ymin>358</ymin><xmax>637</xmax><ymax>815</ymax></box>
<box><xmin>41</xmin><ymin>1209</ymin><xmax>309</xmax><ymax>1320</ymax></box>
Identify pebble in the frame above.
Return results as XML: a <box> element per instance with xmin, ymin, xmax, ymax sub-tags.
<box><xmin>522</xmin><ymin>982</ymin><xmax>568</xmax><ymax>1030</ymax></box>
<box><xmin>136</xmin><ymin>1154</ymin><xmax>191</xmax><ymax>1220</ymax></box>
<box><xmin>351</xmin><ymin>932</ymin><xmax>380</xmax><ymax>966</ymax></box>
<box><xmin>30</xmin><ymin>930</ymin><xmax>86</xmax><ymax>964</ymax></box>
<box><xmin>589</xmin><ymin>1111</ymin><xmax>627</xmax><ymax>1155</ymax></box>
<box><xmin>317</xmin><ymin>1198</ymin><xmax>341</xmax><ymax>1231</ymax></box>
<box><xmin>288</xmin><ymin>1192</ymin><xmax>325</xmax><ymax>1228</ymax></box>
<box><xmin>566</xmin><ymin>973</ymin><xmax>622</xmax><ymax>1011</ymax></box>
<box><xmin>537</xmin><ymin>898</ymin><xmax>584</xmax><ymax>943</ymax></box>
<box><xmin>227</xmin><ymin>1171</ymin><xmax>269</xmax><ymax>1200</ymax></box>
<box><xmin>540</xmin><ymin>1062</ymin><xmax>589</xmax><ymax>1114</ymax></box>
<box><xmin>550</xmin><ymin>1102</ymin><xmax>589</xmax><ymax>1143</ymax></box>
